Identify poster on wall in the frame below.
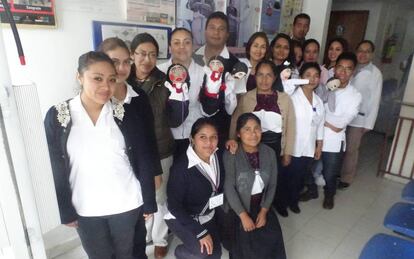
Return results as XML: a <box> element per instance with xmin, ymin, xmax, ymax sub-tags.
<box><xmin>260</xmin><ymin>0</ymin><xmax>282</xmax><ymax>40</ymax></box>
<box><xmin>92</xmin><ymin>21</ymin><xmax>171</xmax><ymax>59</ymax></box>
<box><xmin>226</xmin><ymin>0</ymin><xmax>261</xmax><ymax>47</ymax></box>
<box><xmin>127</xmin><ymin>0</ymin><xmax>175</xmax><ymax>25</ymax></box>
<box><xmin>176</xmin><ymin>0</ymin><xmax>226</xmax><ymax>47</ymax></box>
<box><xmin>0</xmin><ymin>0</ymin><xmax>56</xmax><ymax>27</ymax></box>
<box><xmin>279</xmin><ymin>0</ymin><xmax>303</xmax><ymax>34</ymax></box>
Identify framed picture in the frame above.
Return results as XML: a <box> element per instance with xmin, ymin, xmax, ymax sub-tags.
<box><xmin>92</xmin><ymin>20</ymin><xmax>172</xmax><ymax>59</ymax></box>
<box><xmin>260</xmin><ymin>0</ymin><xmax>282</xmax><ymax>39</ymax></box>
<box><xmin>126</xmin><ymin>0</ymin><xmax>175</xmax><ymax>26</ymax></box>
<box><xmin>0</xmin><ymin>0</ymin><xmax>56</xmax><ymax>27</ymax></box>
<box><xmin>279</xmin><ymin>0</ymin><xmax>303</xmax><ymax>34</ymax></box>
<box><xmin>226</xmin><ymin>0</ymin><xmax>261</xmax><ymax>48</ymax></box>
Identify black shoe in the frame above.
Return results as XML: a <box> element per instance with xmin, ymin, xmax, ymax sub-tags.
<box><xmin>289</xmin><ymin>205</ymin><xmax>301</xmax><ymax>214</ymax></box>
<box><xmin>323</xmin><ymin>196</ymin><xmax>334</xmax><ymax>209</ymax></box>
<box><xmin>275</xmin><ymin>206</ymin><xmax>289</xmax><ymax>217</ymax></box>
<box><xmin>299</xmin><ymin>190</ymin><xmax>318</xmax><ymax>202</ymax></box>
<box><xmin>338</xmin><ymin>181</ymin><xmax>350</xmax><ymax>190</ymax></box>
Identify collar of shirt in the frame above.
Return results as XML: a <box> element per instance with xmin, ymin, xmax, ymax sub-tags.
<box><xmin>71</xmin><ymin>94</ymin><xmax>111</xmax><ymax>114</ymax></box>
<box><xmin>122</xmin><ymin>83</ymin><xmax>139</xmax><ymax>104</ymax></box>
<box><xmin>335</xmin><ymin>82</ymin><xmax>353</xmax><ymax>96</ymax></box>
<box><xmin>186</xmin><ymin>145</ymin><xmax>218</xmax><ymax>169</ymax></box>
<box><xmin>70</xmin><ymin>94</ymin><xmax>112</xmax><ymax>126</ymax></box>
<box><xmin>195</xmin><ymin>45</ymin><xmax>230</xmax><ymax>59</ymax></box>
<box><xmin>356</xmin><ymin>62</ymin><xmax>374</xmax><ymax>74</ymax></box>
<box><xmin>298</xmin><ymin>87</ymin><xmax>318</xmax><ymax>106</ymax></box>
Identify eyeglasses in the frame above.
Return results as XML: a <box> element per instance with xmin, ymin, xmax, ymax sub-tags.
<box><xmin>356</xmin><ymin>49</ymin><xmax>372</xmax><ymax>54</ymax></box>
<box><xmin>134</xmin><ymin>51</ymin><xmax>157</xmax><ymax>60</ymax></box>
<box><xmin>335</xmin><ymin>65</ymin><xmax>353</xmax><ymax>74</ymax></box>
<box><xmin>112</xmin><ymin>59</ymin><xmax>133</xmax><ymax>67</ymax></box>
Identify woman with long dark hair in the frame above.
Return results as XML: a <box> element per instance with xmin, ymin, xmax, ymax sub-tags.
<box><xmin>228</xmin><ymin>60</ymin><xmax>296</xmax><ymax>217</ymax></box>
<box><xmin>44</xmin><ymin>51</ymin><xmax>158</xmax><ymax>259</ymax></box>
<box><xmin>224</xmin><ymin>113</ymin><xmax>286</xmax><ymax>259</ymax></box>
<box><xmin>165</xmin><ymin>118</ymin><xmax>225</xmax><ymax>259</ymax></box>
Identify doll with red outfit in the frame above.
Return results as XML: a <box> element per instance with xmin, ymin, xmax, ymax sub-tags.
<box><xmin>164</xmin><ymin>63</ymin><xmax>191</xmax><ymax>127</ymax></box>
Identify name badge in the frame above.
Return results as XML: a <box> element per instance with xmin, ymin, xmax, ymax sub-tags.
<box><xmin>209</xmin><ymin>193</ymin><xmax>223</xmax><ymax>210</ymax></box>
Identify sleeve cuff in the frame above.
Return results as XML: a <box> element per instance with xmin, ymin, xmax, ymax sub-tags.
<box><xmin>196</xmin><ymin>229</ymin><xmax>209</xmax><ymax>240</ymax></box>
<box><xmin>143</xmin><ymin>203</ymin><xmax>158</xmax><ymax>214</ymax></box>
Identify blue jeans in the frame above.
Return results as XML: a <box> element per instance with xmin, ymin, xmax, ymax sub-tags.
<box><xmin>322</xmin><ymin>151</ymin><xmax>344</xmax><ymax>197</ymax></box>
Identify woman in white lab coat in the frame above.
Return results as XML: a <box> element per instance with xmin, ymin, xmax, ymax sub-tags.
<box><xmin>287</xmin><ymin>62</ymin><xmax>325</xmax><ymax>213</ymax></box>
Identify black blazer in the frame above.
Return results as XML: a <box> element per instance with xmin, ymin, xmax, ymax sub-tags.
<box><xmin>44</xmin><ymin>94</ymin><xmax>159</xmax><ymax>224</ymax></box>
<box><xmin>167</xmin><ymin>150</ymin><xmax>225</xmax><ymax>239</ymax></box>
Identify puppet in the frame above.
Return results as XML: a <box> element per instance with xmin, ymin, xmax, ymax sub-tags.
<box><xmin>164</xmin><ymin>63</ymin><xmax>190</xmax><ymax>101</ymax></box>
<box><xmin>279</xmin><ymin>61</ymin><xmax>309</xmax><ymax>95</ymax></box>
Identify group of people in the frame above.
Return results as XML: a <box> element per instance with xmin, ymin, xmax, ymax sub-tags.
<box><xmin>45</xmin><ymin>10</ymin><xmax>383</xmax><ymax>259</ymax></box>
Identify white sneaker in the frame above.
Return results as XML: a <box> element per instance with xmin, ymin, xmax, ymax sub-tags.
<box><xmin>315</xmin><ymin>175</ymin><xmax>326</xmax><ymax>186</ymax></box>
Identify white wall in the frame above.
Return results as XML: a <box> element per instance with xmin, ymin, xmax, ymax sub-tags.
<box><xmin>2</xmin><ymin>0</ymin><xmax>124</xmax><ymax>115</ymax></box>
<box><xmin>303</xmin><ymin>0</ymin><xmax>332</xmax><ymax>62</ymax></box>
<box><xmin>1</xmin><ymin>0</ymin><xmax>127</xmax><ymax>243</ymax></box>
<box><xmin>377</xmin><ymin>2</ymin><xmax>414</xmax><ymax>82</ymax></box>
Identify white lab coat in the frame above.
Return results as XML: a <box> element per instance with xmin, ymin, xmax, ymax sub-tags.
<box><xmin>290</xmin><ymin>87</ymin><xmax>325</xmax><ymax>157</ymax></box>
<box><xmin>322</xmin><ymin>83</ymin><xmax>362</xmax><ymax>152</ymax></box>
<box><xmin>349</xmin><ymin>62</ymin><xmax>383</xmax><ymax>130</ymax></box>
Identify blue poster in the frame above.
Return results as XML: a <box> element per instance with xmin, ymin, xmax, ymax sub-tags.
<box><xmin>260</xmin><ymin>0</ymin><xmax>282</xmax><ymax>39</ymax></box>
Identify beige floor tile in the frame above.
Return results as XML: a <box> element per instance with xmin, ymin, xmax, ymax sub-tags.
<box><xmin>300</xmin><ymin>217</ymin><xmax>350</xmax><ymax>247</ymax></box>
<box><xmin>286</xmin><ymin>232</ymin><xmax>337</xmax><ymax>259</ymax></box>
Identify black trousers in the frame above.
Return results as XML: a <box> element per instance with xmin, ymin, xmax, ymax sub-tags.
<box><xmin>166</xmin><ymin>217</ymin><xmax>222</xmax><ymax>259</ymax></box>
<box><xmin>287</xmin><ymin>156</ymin><xmax>314</xmax><ymax>206</ymax></box>
<box><xmin>261</xmin><ymin>134</ymin><xmax>289</xmax><ymax>210</ymax></box>
<box><xmin>304</xmin><ymin>160</ymin><xmax>320</xmax><ymax>195</ymax></box>
<box><xmin>77</xmin><ymin>206</ymin><xmax>146</xmax><ymax>259</ymax></box>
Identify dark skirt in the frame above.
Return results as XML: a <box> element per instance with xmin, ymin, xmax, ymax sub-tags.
<box><xmin>226</xmin><ymin>196</ymin><xmax>286</xmax><ymax>259</ymax></box>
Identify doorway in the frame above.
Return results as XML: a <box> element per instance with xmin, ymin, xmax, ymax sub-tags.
<box><xmin>323</xmin><ymin>10</ymin><xmax>369</xmax><ymax>63</ymax></box>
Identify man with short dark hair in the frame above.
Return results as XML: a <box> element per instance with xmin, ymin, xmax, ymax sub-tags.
<box><xmin>339</xmin><ymin>40</ymin><xmax>383</xmax><ymax>189</ymax></box>
<box><xmin>193</xmin><ymin>11</ymin><xmax>239</xmax><ymax>70</ymax></box>
<box><xmin>291</xmin><ymin>13</ymin><xmax>311</xmax><ymax>43</ymax></box>
<box><xmin>193</xmin><ymin>11</ymin><xmax>239</xmax><ymax>148</ymax></box>
<box><xmin>321</xmin><ymin>52</ymin><xmax>361</xmax><ymax>209</ymax></box>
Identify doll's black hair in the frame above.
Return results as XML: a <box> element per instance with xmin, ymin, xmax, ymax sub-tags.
<box><xmin>165</xmin><ymin>63</ymin><xmax>191</xmax><ymax>89</ymax></box>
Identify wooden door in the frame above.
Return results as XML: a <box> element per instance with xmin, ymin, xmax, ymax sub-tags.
<box><xmin>323</xmin><ymin>11</ymin><xmax>369</xmax><ymax>64</ymax></box>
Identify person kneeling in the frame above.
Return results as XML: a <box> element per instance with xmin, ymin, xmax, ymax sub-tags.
<box><xmin>224</xmin><ymin>113</ymin><xmax>286</xmax><ymax>259</ymax></box>
<box><xmin>165</xmin><ymin>118</ymin><xmax>224</xmax><ymax>259</ymax></box>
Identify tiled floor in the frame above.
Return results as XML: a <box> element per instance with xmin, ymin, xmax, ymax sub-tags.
<box><xmin>54</xmin><ymin>132</ymin><xmax>407</xmax><ymax>259</ymax></box>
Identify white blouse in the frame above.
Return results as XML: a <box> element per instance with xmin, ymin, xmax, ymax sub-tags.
<box><xmin>67</xmin><ymin>95</ymin><xmax>142</xmax><ymax>217</ymax></box>
<box><xmin>290</xmin><ymin>88</ymin><xmax>325</xmax><ymax>157</ymax></box>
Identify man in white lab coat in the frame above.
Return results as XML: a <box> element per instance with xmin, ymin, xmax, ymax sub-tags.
<box><xmin>339</xmin><ymin>40</ymin><xmax>383</xmax><ymax>189</ymax></box>
<box><xmin>321</xmin><ymin>52</ymin><xmax>362</xmax><ymax>209</ymax></box>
